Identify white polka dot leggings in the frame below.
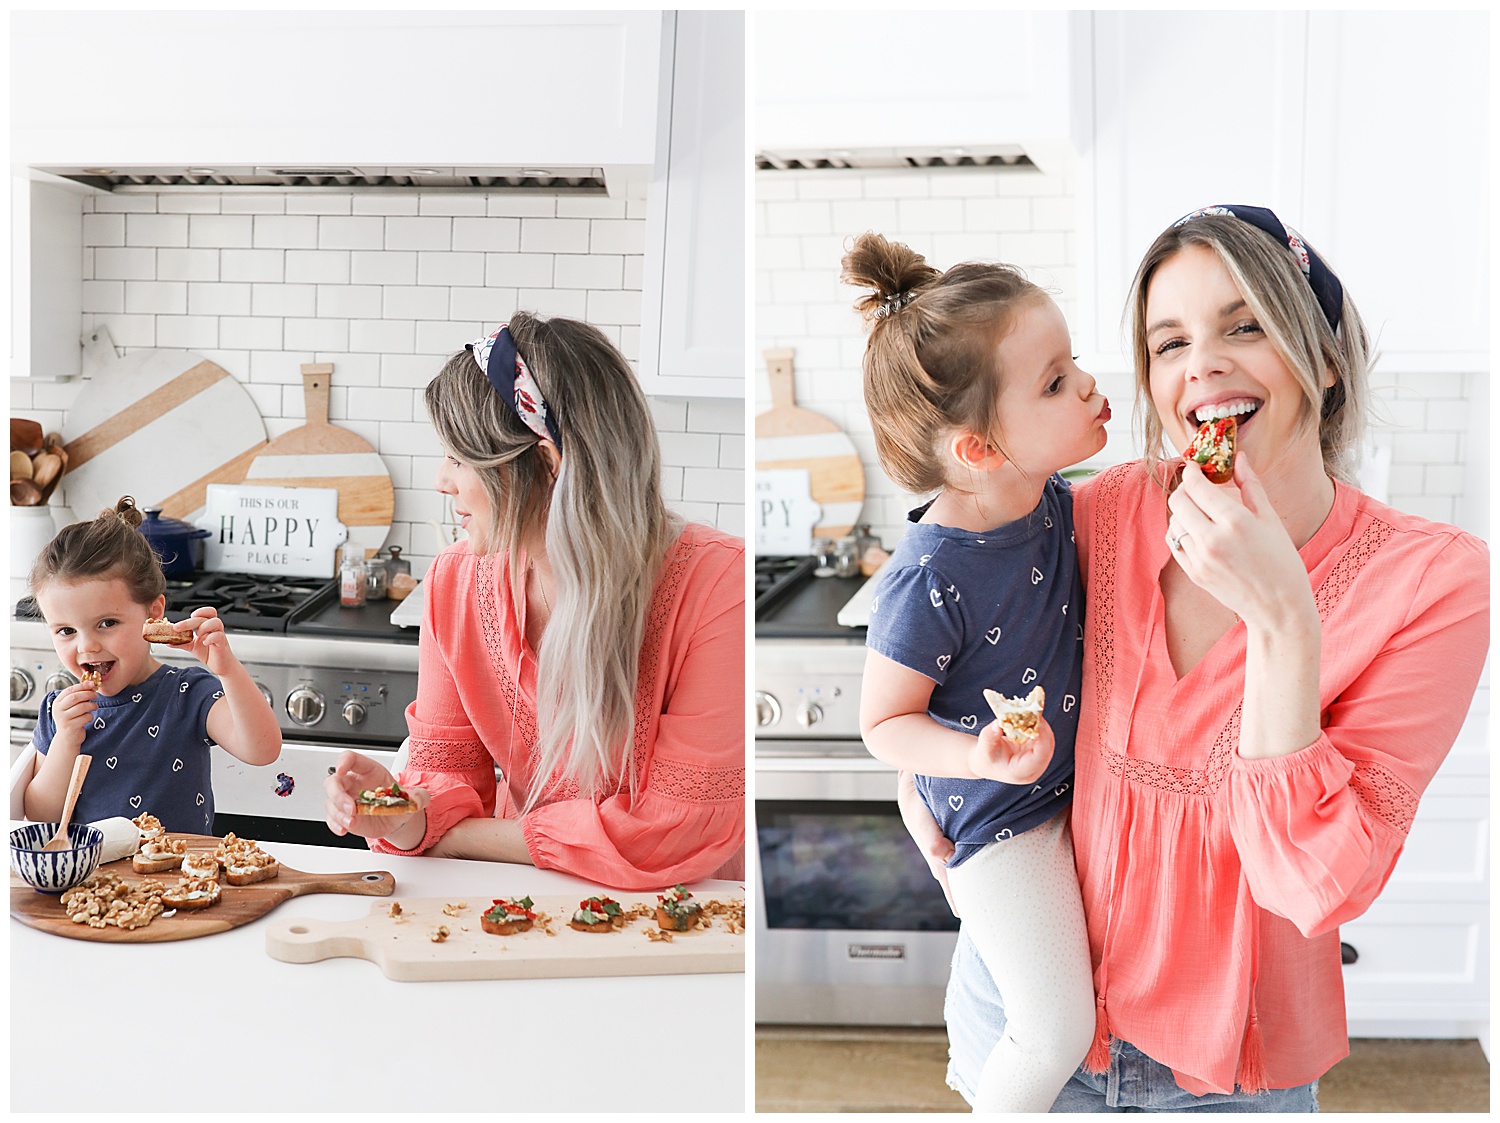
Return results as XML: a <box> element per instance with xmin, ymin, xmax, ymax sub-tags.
<box><xmin>945</xmin><ymin>808</ymin><xmax>1096</xmax><ymax>1113</ymax></box>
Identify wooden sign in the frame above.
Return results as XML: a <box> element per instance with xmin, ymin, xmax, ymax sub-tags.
<box><xmin>755</xmin><ymin>469</ymin><xmax>822</xmax><ymax>556</ymax></box>
<box><xmin>196</xmin><ymin>485</ymin><xmax>347</xmax><ymax>577</ymax></box>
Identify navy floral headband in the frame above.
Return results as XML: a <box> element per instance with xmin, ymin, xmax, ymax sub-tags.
<box><xmin>1172</xmin><ymin>205</ymin><xmax>1343</xmax><ymax>333</ymax></box>
<box><xmin>466</xmin><ymin>325</ymin><xmax>562</xmax><ymax>449</ymax></box>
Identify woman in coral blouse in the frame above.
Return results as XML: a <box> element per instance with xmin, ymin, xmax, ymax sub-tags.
<box><xmin>904</xmin><ymin>206</ymin><xmax>1489</xmax><ymax>1110</ymax></box>
<box><xmin>323</xmin><ymin>313</ymin><xmax>745</xmax><ymax>889</ymax></box>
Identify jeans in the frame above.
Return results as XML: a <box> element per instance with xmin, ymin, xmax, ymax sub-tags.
<box><xmin>944</xmin><ymin>928</ymin><xmax>1320</xmax><ymax>1112</ymax></box>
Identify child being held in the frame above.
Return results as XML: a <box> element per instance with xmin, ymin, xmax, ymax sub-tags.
<box><xmin>845</xmin><ymin>233</ymin><xmax>1109</xmax><ymax>1112</ymax></box>
<box><xmin>21</xmin><ymin>496</ymin><xmax>283</xmax><ymax>834</ymax></box>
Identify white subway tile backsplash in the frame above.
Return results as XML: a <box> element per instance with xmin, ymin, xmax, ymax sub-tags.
<box><xmin>126</xmin><ymin>214</ymin><xmax>189</xmax><ymax>247</ymax></box>
<box><xmin>416</xmin><ymin>252</ymin><xmax>486</xmax><ymax>287</ymax></box>
<box><xmin>221</xmin><ymin>249</ymin><xmax>284</xmax><ymax>283</ymax></box>
<box><xmin>253</xmin><ymin>215</ymin><xmax>320</xmax><ymax>249</ymax></box>
<box><xmin>189</xmin><ymin>215</ymin><xmax>253</xmax><ymax>248</ymax></box>
<box><xmin>316</xmin><ymin>285</ymin><xmax>383</xmax><ymax>320</ymax></box>
<box><xmin>386</xmin><ymin>216</ymin><xmax>454</xmax><ymax>252</ymax></box>
<box><xmin>486</xmin><ymin>253</ymin><xmax>554</xmax><ymax>288</ymax></box>
<box><xmin>56</xmin><ymin>188</ymin><xmax>739</xmax><ymax>546</ymax></box>
<box><xmin>451</xmin><ymin>216</ymin><xmax>521</xmax><ymax>253</ymax></box>
<box><xmin>286</xmin><ymin>250</ymin><xmax>351</xmax><ymax>284</ymax></box>
<box><xmin>966</xmin><ymin>197</ymin><xmax>1032</xmax><ymax>229</ymax></box>
<box><xmin>831</xmin><ymin>199</ymin><xmax>900</xmax><ymax>234</ymax></box>
<box><xmin>187</xmin><ymin>282</ymin><xmax>252</xmax><ymax>316</ymax></box>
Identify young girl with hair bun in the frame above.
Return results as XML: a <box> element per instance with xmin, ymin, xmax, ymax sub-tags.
<box><xmin>842</xmin><ymin>232</ymin><xmax>1110</xmax><ymax>1111</ymax></box>
<box><xmin>22</xmin><ymin>496</ymin><xmax>282</xmax><ymax>833</ymax></box>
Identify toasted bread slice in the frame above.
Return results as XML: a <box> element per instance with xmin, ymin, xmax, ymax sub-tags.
<box><xmin>161</xmin><ymin>876</ymin><xmax>221</xmax><ymax>910</ymax></box>
<box><xmin>983</xmin><ymin>685</ymin><xmax>1046</xmax><ymax>745</ymax></box>
<box><xmin>223</xmin><ymin>859</ymin><xmax>279</xmax><ymax>886</ymax></box>
<box><xmin>481</xmin><ymin>915</ymin><xmax>534</xmax><ymax>936</ymax></box>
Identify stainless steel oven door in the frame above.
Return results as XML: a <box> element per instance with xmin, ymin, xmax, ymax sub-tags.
<box><xmin>755</xmin><ymin>746</ymin><xmax>959</xmax><ymax>1026</ymax></box>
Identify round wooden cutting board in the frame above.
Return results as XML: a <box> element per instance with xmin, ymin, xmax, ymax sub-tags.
<box><xmin>754</xmin><ymin>348</ymin><xmax>865</xmax><ymax>537</ymax></box>
<box><xmin>240</xmin><ymin>364</ymin><xmax>395</xmax><ymax>559</ymax></box>
<box><xmin>10</xmin><ymin>835</ymin><xmax>394</xmax><ymax>944</ymax></box>
<box><xmin>60</xmin><ymin>330</ymin><xmax>269</xmax><ymax>524</ymax></box>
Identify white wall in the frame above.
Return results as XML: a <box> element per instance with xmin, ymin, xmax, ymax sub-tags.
<box><xmin>12</xmin><ymin>187</ymin><xmax>744</xmax><ymax>577</ymax></box>
<box><xmin>754</xmin><ymin>164</ymin><xmax>1485</xmax><ymax>550</ymax></box>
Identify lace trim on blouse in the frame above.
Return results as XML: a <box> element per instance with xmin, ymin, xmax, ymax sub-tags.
<box><xmin>407</xmin><ymin>737</ymin><xmax>490</xmax><ymax>772</ymax></box>
<box><xmin>476</xmin><ymin>538</ymin><xmax>716</xmax><ymax>803</ymax></box>
<box><xmin>650</xmin><ymin>758</ymin><xmax>746</xmax><ymax>802</ymax></box>
<box><xmin>1094</xmin><ymin>469</ymin><xmax>1415</xmax><ymax>833</ymax></box>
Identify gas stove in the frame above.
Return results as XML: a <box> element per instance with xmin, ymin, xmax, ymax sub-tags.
<box><xmin>10</xmin><ymin>572</ymin><xmax>424</xmax><ymax>848</ymax></box>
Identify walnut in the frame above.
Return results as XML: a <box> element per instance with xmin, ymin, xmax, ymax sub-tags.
<box><xmin>388</xmin><ymin>901</ymin><xmax>403</xmax><ymax>918</ymax></box>
<box><xmin>430</xmin><ymin>925</ymin><xmax>451</xmax><ymax>943</ymax></box>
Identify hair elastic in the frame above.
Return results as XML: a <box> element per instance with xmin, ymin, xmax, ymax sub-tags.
<box><xmin>874</xmin><ymin>290</ymin><xmax>914</xmax><ymax>319</ymax></box>
<box><xmin>466</xmin><ymin>325</ymin><xmax>562</xmax><ymax>449</ymax></box>
<box><xmin>1172</xmin><ymin>204</ymin><xmax>1343</xmax><ymax>332</ymax></box>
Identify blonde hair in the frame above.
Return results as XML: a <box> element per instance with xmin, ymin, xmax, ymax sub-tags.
<box><xmin>30</xmin><ymin>496</ymin><xmax>166</xmax><ymax>604</ymax></box>
<box><xmin>840</xmin><ymin>231</ymin><xmax>1049</xmax><ymax>494</ymax></box>
<box><xmin>424</xmin><ymin>312</ymin><xmax>680</xmax><ymax>809</ymax></box>
<box><xmin>1126</xmin><ymin>215</ymin><xmax>1372</xmax><ymax>484</ymax></box>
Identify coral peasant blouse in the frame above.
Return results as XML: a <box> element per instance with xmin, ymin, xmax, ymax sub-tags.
<box><xmin>371</xmin><ymin>522</ymin><xmax>745</xmax><ymax>889</ymax></box>
<box><xmin>1072</xmin><ymin>463</ymin><xmax>1488</xmax><ymax>1096</ymax></box>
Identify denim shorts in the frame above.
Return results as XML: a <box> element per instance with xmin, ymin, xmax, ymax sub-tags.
<box><xmin>944</xmin><ymin>927</ymin><xmax>1320</xmax><ymax>1113</ymax></box>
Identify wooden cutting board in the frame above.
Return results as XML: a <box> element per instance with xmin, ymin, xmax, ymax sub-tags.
<box><xmin>265</xmin><ymin>892</ymin><xmax>746</xmax><ymax>981</ymax></box>
<box><xmin>10</xmin><ymin>836</ymin><xmax>394</xmax><ymax>943</ymax></box>
<box><xmin>755</xmin><ymin>348</ymin><xmax>865</xmax><ymax>537</ymax></box>
<box><xmin>240</xmin><ymin>364</ymin><xmax>394</xmax><ymax>559</ymax></box>
<box><xmin>60</xmin><ymin>329</ymin><xmax>269</xmax><ymax>524</ymax></box>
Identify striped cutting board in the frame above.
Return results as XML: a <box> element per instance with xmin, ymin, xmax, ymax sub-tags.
<box><xmin>60</xmin><ymin>331</ymin><xmax>269</xmax><ymax>525</ymax></box>
<box><xmin>754</xmin><ymin>348</ymin><xmax>865</xmax><ymax>537</ymax></box>
<box><xmin>240</xmin><ymin>364</ymin><xmax>394</xmax><ymax>559</ymax></box>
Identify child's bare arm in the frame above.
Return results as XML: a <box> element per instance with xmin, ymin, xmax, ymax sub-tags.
<box><xmin>187</xmin><ymin>609</ymin><xmax>281</xmax><ymax>766</ymax></box>
<box><xmin>23</xmin><ymin>684</ymin><xmax>97</xmax><ymax>820</ymax></box>
<box><xmin>860</xmin><ymin>649</ymin><xmax>1055</xmax><ymax>784</ymax></box>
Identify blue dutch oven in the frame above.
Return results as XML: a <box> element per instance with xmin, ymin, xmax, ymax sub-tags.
<box><xmin>139</xmin><ymin>507</ymin><xmax>211</xmax><ymax>578</ymax></box>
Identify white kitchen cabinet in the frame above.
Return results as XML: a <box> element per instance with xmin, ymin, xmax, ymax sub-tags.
<box><xmin>10</xmin><ymin>173</ymin><xmax>89</xmax><ymax>380</ymax></box>
<box><xmin>638</xmin><ymin>11</ymin><xmax>745</xmax><ymax>398</ymax></box>
<box><xmin>10</xmin><ymin>11</ymin><xmax>663</xmax><ymax>172</ymax></box>
<box><xmin>755</xmin><ymin>11</ymin><xmax>1074</xmax><ymax>171</ymax></box>
<box><xmin>1075</xmin><ymin>11</ymin><xmax>1488</xmax><ymax>375</ymax></box>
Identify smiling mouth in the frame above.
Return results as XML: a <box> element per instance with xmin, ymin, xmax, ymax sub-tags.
<box><xmin>80</xmin><ymin>661</ymin><xmax>115</xmax><ymax>683</ymax></box>
<box><xmin>1188</xmin><ymin>400</ymin><xmax>1261</xmax><ymax>428</ymax></box>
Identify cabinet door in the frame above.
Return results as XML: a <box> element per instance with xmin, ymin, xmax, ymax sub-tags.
<box><xmin>638</xmin><ymin>12</ymin><xmax>745</xmax><ymax>398</ymax></box>
<box><xmin>1077</xmin><ymin>11</ymin><xmax>1307</xmax><ymax>371</ymax></box>
<box><xmin>1300</xmin><ymin>11</ymin><xmax>1488</xmax><ymax>371</ymax></box>
<box><xmin>12</xmin><ymin>176</ymin><xmax>85</xmax><ymax>380</ymax></box>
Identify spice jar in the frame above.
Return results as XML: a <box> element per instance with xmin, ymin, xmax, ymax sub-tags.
<box><xmin>383</xmin><ymin>545</ymin><xmax>411</xmax><ymax>581</ymax></box>
<box><xmin>834</xmin><ymin>536</ymin><xmax>861</xmax><ymax>578</ymax></box>
<box><xmin>339</xmin><ymin>553</ymin><xmax>367</xmax><ymax>607</ymax></box>
<box><xmin>811</xmin><ymin>537</ymin><xmax>837</xmax><ymax>577</ymax></box>
<box><xmin>364</xmin><ymin>556</ymin><xmax>388</xmax><ymax>601</ymax></box>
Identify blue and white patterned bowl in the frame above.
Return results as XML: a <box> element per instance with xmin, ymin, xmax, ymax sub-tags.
<box><xmin>10</xmin><ymin>823</ymin><xmax>105</xmax><ymax>894</ymax></box>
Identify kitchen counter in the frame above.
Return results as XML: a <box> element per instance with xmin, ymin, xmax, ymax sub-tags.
<box><xmin>10</xmin><ymin>837</ymin><xmax>746</xmax><ymax>1111</ymax></box>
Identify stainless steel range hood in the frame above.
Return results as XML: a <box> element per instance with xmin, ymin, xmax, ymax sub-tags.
<box><xmin>35</xmin><ymin>165</ymin><xmax>609</xmax><ymax>194</ymax></box>
<box><xmin>756</xmin><ymin>145</ymin><xmax>1035</xmax><ymax>173</ymax></box>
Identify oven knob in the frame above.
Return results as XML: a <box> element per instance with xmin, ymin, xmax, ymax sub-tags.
<box><xmin>44</xmin><ymin>670</ymin><xmax>79</xmax><ymax>694</ymax></box>
<box><xmin>796</xmin><ymin>701</ymin><xmax>824</xmax><ymax>729</ymax></box>
<box><xmin>11</xmin><ymin>668</ymin><xmax>35</xmax><ymax>704</ymax></box>
<box><xmin>286</xmin><ymin>686</ymin><xmax>326</xmax><ymax>727</ymax></box>
<box><xmin>341</xmin><ymin>699</ymin><xmax>368</xmax><ymax>727</ymax></box>
<box><xmin>754</xmin><ymin>691</ymin><xmax>782</xmax><ymax>729</ymax></box>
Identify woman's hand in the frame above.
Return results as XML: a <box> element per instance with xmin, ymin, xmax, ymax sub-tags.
<box><xmin>897</xmin><ymin>770</ymin><xmax>960</xmax><ymax>918</ymax></box>
<box><xmin>1165</xmin><ymin>456</ymin><xmax>1317</xmax><ymax>630</ymax></box>
<box><xmin>324</xmin><ymin>749</ymin><xmax>430</xmax><ymax>849</ymax></box>
<box><xmin>967</xmin><ymin>716</ymin><xmax>1055</xmax><ymax>786</ymax></box>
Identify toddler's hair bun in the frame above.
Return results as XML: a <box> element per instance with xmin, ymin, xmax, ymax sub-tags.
<box><xmin>841</xmin><ymin>232</ymin><xmax>939</xmax><ymax>324</ymax></box>
<box><xmin>104</xmin><ymin>495</ymin><xmax>145</xmax><ymax>530</ymax></box>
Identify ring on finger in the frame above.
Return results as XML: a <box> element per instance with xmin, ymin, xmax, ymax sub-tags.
<box><xmin>1168</xmin><ymin>530</ymin><xmax>1190</xmax><ymax>552</ymax></box>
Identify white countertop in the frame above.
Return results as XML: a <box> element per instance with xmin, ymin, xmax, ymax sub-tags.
<box><xmin>10</xmin><ymin>837</ymin><xmax>746</xmax><ymax>1112</ymax></box>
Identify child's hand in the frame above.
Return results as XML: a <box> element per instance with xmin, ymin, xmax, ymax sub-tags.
<box><xmin>177</xmin><ymin>607</ymin><xmax>239</xmax><ymax>677</ymax></box>
<box><xmin>49</xmin><ymin>680</ymin><xmax>99</xmax><ymax>753</ymax></box>
<box><xmin>897</xmin><ymin>770</ymin><xmax>959</xmax><ymax>918</ymax></box>
<box><xmin>967</xmin><ymin>715</ymin><xmax>1055</xmax><ymax>786</ymax></box>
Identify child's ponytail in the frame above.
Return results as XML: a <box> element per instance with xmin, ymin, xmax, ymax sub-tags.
<box><xmin>841</xmin><ymin>232</ymin><xmax>1049</xmax><ymax>496</ymax></box>
<box><xmin>30</xmin><ymin>495</ymin><xmax>167</xmax><ymax>606</ymax></box>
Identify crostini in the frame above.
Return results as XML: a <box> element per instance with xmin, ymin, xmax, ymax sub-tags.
<box><xmin>480</xmin><ymin>896</ymin><xmax>537</xmax><ymax>936</ymax></box>
<box><xmin>569</xmin><ymin>896</ymin><xmax>625</xmax><ymax>933</ymax></box>
<box><xmin>655</xmin><ymin>884</ymin><xmax>703</xmax><ymax>932</ymax></box>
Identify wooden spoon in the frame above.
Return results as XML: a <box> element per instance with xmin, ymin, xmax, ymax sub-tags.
<box><xmin>10</xmin><ymin>417</ymin><xmax>44</xmax><ymax>456</ymax></box>
<box><xmin>42</xmin><ymin>755</ymin><xmax>92</xmax><ymax>852</ymax></box>
<box><xmin>10</xmin><ymin>478</ymin><xmax>43</xmax><ymax>506</ymax></box>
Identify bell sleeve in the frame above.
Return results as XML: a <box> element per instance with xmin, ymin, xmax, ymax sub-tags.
<box><xmin>1227</xmin><ymin>533</ymin><xmax>1489</xmax><ymax>936</ymax></box>
<box><xmin>370</xmin><ymin>553</ymin><xmax>496</xmax><ymax>857</ymax></box>
<box><xmin>520</xmin><ymin>550</ymin><xmax>746</xmax><ymax>890</ymax></box>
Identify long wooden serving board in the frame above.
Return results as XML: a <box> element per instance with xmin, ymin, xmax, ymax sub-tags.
<box><xmin>10</xmin><ymin>836</ymin><xmax>394</xmax><ymax>944</ymax></box>
<box><xmin>265</xmin><ymin>893</ymin><xmax>746</xmax><ymax>982</ymax></box>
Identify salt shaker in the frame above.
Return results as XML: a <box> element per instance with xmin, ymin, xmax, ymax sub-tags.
<box><xmin>364</xmin><ymin>556</ymin><xmax>388</xmax><ymax>601</ymax></box>
<box><xmin>339</xmin><ymin>553</ymin><xmax>368</xmax><ymax>607</ymax></box>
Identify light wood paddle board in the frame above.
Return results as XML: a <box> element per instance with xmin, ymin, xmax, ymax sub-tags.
<box><xmin>265</xmin><ymin>892</ymin><xmax>746</xmax><ymax>981</ymax></box>
<box><xmin>240</xmin><ymin>364</ymin><xmax>395</xmax><ymax>559</ymax></box>
<box><xmin>754</xmin><ymin>348</ymin><xmax>865</xmax><ymax>537</ymax></box>
<box><xmin>10</xmin><ymin>835</ymin><xmax>394</xmax><ymax>944</ymax></box>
